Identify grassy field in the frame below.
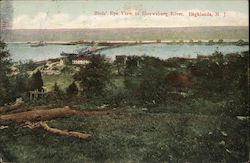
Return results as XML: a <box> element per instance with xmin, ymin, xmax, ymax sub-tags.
<box><xmin>1</xmin><ymin>106</ymin><xmax>248</xmax><ymax>163</ymax></box>
<box><xmin>42</xmin><ymin>73</ymin><xmax>74</xmax><ymax>92</ymax></box>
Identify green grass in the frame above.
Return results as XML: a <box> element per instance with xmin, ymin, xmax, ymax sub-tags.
<box><xmin>43</xmin><ymin>73</ymin><xmax>74</xmax><ymax>92</ymax></box>
<box><xmin>0</xmin><ymin>107</ymin><xmax>248</xmax><ymax>162</ymax></box>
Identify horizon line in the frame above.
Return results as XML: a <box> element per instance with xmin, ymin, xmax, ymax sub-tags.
<box><xmin>4</xmin><ymin>25</ymin><xmax>249</xmax><ymax>30</ymax></box>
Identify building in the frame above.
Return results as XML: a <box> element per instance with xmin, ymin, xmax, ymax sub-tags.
<box><xmin>115</xmin><ymin>55</ymin><xmax>127</xmax><ymax>65</ymax></box>
<box><xmin>34</xmin><ymin>60</ymin><xmax>47</xmax><ymax>66</ymax></box>
<box><xmin>72</xmin><ymin>56</ymin><xmax>91</xmax><ymax>65</ymax></box>
<box><xmin>197</xmin><ymin>55</ymin><xmax>209</xmax><ymax>61</ymax></box>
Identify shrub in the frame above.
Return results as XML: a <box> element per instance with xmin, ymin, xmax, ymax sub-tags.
<box><xmin>66</xmin><ymin>81</ymin><xmax>78</xmax><ymax>97</ymax></box>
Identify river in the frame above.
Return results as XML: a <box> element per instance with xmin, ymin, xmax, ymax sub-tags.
<box><xmin>7</xmin><ymin>43</ymin><xmax>249</xmax><ymax>61</ymax></box>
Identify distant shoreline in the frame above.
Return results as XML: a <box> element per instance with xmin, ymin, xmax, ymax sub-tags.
<box><xmin>6</xmin><ymin>39</ymin><xmax>249</xmax><ymax>47</ymax></box>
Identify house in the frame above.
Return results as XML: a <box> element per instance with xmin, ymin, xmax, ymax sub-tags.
<box><xmin>115</xmin><ymin>55</ymin><xmax>127</xmax><ymax>65</ymax></box>
<box><xmin>72</xmin><ymin>56</ymin><xmax>91</xmax><ymax>65</ymax></box>
<box><xmin>34</xmin><ymin>60</ymin><xmax>46</xmax><ymax>66</ymax></box>
<box><xmin>181</xmin><ymin>57</ymin><xmax>195</xmax><ymax>63</ymax></box>
<box><xmin>48</xmin><ymin>58</ymin><xmax>60</xmax><ymax>63</ymax></box>
<box><xmin>197</xmin><ymin>55</ymin><xmax>209</xmax><ymax>61</ymax></box>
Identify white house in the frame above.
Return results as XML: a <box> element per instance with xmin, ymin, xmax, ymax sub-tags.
<box><xmin>72</xmin><ymin>56</ymin><xmax>91</xmax><ymax>65</ymax></box>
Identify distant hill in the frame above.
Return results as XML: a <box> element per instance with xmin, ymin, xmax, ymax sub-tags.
<box><xmin>2</xmin><ymin>26</ymin><xmax>248</xmax><ymax>42</ymax></box>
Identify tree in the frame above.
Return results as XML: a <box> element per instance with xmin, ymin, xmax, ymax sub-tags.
<box><xmin>137</xmin><ymin>56</ymin><xmax>168</xmax><ymax>103</ymax></box>
<box><xmin>208</xmin><ymin>40</ymin><xmax>214</xmax><ymax>45</ymax></box>
<box><xmin>236</xmin><ymin>39</ymin><xmax>248</xmax><ymax>46</ymax></box>
<box><xmin>13</xmin><ymin>72</ymin><xmax>30</xmax><ymax>98</ymax></box>
<box><xmin>74</xmin><ymin>54</ymin><xmax>112</xmax><ymax>97</ymax></box>
<box><xmin>0</xmin><ymin>39</ymin><xmax>12</xmax><ymax>105</ymax></box>
<box><xmin>125</xmin><ymin>56</ymin><xmax>141</xmax><ymax>76</ymax></box>
<box><xmin>53</xmin><ymin>82</ymin><xmax>64</xmax><ymax>97</ymax></box>
<box><xmin>165</xmin><ymin>71</ymin><xmax>191</xmax><ymax>91</ymax></box>
<box><xmin>218</xmin><ymin>39</ymin><xmax>223</xmax><ymax>44</ymax></box>
<box><xmin>18</xmin><ymin>60</ymin><xmax>36</xmax><ymax>72</ymax></box>
<box><xmin>66</xmin><ymin>81</ymin><xmax>78</xmax><ymax>96</ymax></box>
<box><xmin>30</xmin><ymin>70</ymin><xmax>43</xmax><ymax>91</ymax></box>
<box><xmin>179</xmin><ymin>40</ymin><xmax>184</xmax><ymax>44</ymax></box>
<box><xmin>53</xmin><ymin>82</ymin><xmax>60</xmax><ymax>93</ymax></box>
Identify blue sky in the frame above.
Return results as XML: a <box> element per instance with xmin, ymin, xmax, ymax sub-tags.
<box><xmin>10</xmin><ymin>0</ymin><xmax>249</xmax><ymax>29</ymax></box>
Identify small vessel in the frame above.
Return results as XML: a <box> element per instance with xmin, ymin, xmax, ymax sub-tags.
<box><xmin>30</xmin><ymin>41</ymin><xmax>47</xmax><ymax>47</ymax></box>
<box><xmin>60</xmin><ymin>47</ymin><xmax>94</xmax><ymax>57</ymax></box>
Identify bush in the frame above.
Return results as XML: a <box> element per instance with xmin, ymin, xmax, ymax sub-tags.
<box><xmin>74</xmin><ymin>54</ymin><xmax>112</xmax><ymax>97</ymax></box>
<box><xmin>30</xmin><ymin>70</ymin><xmax>43</xmax><ymax>91</ymax></box>
<box><xmin>66</xmin><ymin>82</ymin><xmax>78</xmax><ymax>97</ymax></box>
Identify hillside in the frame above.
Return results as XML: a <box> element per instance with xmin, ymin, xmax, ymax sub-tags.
<box><xmin>2</xmin><ymin>26</ymin><xmax>248</xmax><ymax>42</ymax></box>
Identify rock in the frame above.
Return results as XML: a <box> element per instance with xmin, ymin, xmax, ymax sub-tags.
<box><xmin>221</xmin><ymin>131</ymin><xmax>227</xmax><ymax>136</ymax></box>
<box><xmin>0</xmin><ymin>126</ymin><xmax>8</xmax><ymax>129</ymax></box>
<box><xmin>236</xmin><ymin>116</ymin><xmax>249</xmax><ymax>121</ymax></box>
<box><xmin>98</xmin><ymin>104</ymin><xmax>109</xmax><ymax>109</ymax></box>
<box><xmin>218</xmin><ymin>140</ymin><xmax>225</xmax><ymax>146</ymax></box>
<box><xmin>208</xmin><ymin>131</ymin><xmax>213</xmax><ymax>135</ymax></box>
<box><xmin>226</xmin><ymin>149</ymin><xmax>231</xmax><ymax>153</ymax></box>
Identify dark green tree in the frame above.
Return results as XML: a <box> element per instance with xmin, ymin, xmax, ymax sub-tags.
<box><xmin>125</xmin><ymin>56</ymin><xmax>141</xmax><ymax>76</ymax></box>
<box><xmin>66</xmin><ymin>81</ymin><xmax>78</xmax><ymax>96</ymax></box>
<box><xmin>13</xmin><ymin>72</ymin><xmax>30</xmax><ymax>97</ymax></box>
<box><xmin>53</xmin><ymin>82</ymin><xmax>60</xmax><ymax>93</ymax></box>
<box><xmin>0</xmin><ymin>39</ymin><xmax>12</xmax><ymax>105</ymax></box>
<box><xmin>30</xmin><ymin>70</ymin><xmax>43</xmax><ymax>91</ymax></box>
<box><xmin>74</xmin><ymin>54</ymin><xmax>112</xmax><ymax>97</ymax></box>
<box><xmin>218</xmin><ymin>39</ymin><xmax>223</xmax><ymax>44</ymax></box>
<box><xmin>137</xmin><ymin>56</ymin><xmax>168</xmax><ymax>103</ymax></box>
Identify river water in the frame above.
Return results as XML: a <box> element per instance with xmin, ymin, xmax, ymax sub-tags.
<box><xmin>7</xmin><ymin>43</ymin><xmax>249</xmax><ymax>61</ymax></box>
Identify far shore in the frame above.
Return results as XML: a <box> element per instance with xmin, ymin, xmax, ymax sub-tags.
<box><xmin>6</xmin><ymin>39</ymin><xmax>249</xmax><ymax>46</ymax></box>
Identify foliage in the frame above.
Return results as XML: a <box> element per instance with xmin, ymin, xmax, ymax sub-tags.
<box><xmin>12</xmin><ymin>72</ymin><xmax>30</xmax><ymax>98</ymax></box>
<box><xmin>74</xmin><ymin>54</ymin><xmax>112</xmax><ymax>97</ymax></box>
<box><xmin>43</xmin><ymin>73</ymin><xmax>74</xmax><ymax>92</ymax></box>
<box><xmin>30</xmin><ymin>70</ymin><xmax>43</xmax><ymax>91</ymax></box>
<box><xmin>66</xmin><ymin>81</ymin><xmax>78</xmax><ymax>97</ymax></box>
<box><xmin>235</xmin><ymin>39</ymin><xmax>248</xmax><ymax>46</ymax></box>
<box><xmin>218</xmin><ymin>39</ymin><xmax>223</xmax><ymax>43</ymax></box>
<box><xmin>124</xmin><ymin>56</ymin><xmax>141</xmax><ymax>76</ymax></box>
<box><xmin>165</xmin><ymin>71</ymin><xmax>191</xmax><ymax>91</ymax></box>
<box><xmin>189</xmin><ymin>51</ymin><xmax>247</xmax><ymax>95</ymax></box>
<box><xmin>53</xmin><ymin>82</ymin><xmax>60</xmax><ymax>93</ymax></box>
<box><xmin>136</xmin><ymin>56</ymin><xmax>168</xmax><ymax>103</ymax></box>
<box><xmin>0</xmin><ymin>39</ymin><xmax>12</xmax><ymax>105</ymax></box>
<box><xmin>165</xmin><ymin>57</ymin><xmax>185</xmax><ymax>68</ymax></box>
<box><xmin>208</xmin><ymin>40</ymin><xmax>214</xmax><ymax>45</ymax></box>
<box><xmin>17</xmin><ymin>60</ymin><xmax>36</xmax><ymax>72</ymax></box>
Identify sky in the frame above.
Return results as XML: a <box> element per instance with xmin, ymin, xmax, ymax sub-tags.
<box><xmin>3</xmin><ymin>0</ymin><xmax>249</xmax><ymax>29</ymax></box>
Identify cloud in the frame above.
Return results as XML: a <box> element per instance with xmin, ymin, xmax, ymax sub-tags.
<box><xmin>12</xmin><ymin>10</ymin><xmax>248</xmax><ymax>29</ymax></box>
